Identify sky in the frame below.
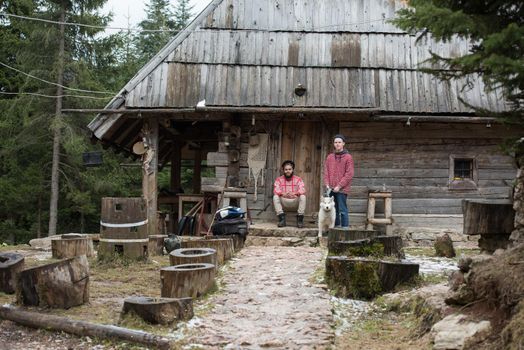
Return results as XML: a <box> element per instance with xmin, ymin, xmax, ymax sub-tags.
<box><xmin>102</xmin><ymin>0</ymin><xmax>212</xmax><ymax>30</ymax></box>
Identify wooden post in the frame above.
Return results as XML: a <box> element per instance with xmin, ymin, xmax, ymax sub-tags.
<box><xmin>160</xmin><ymin>263</ymin><xmax>216</xmax><ymax>298</ymax></box>
<box><xmin>366</xmin><ymin>197</ymin><xmax>376</xmax><ymax>230</ymax></box>
<box><xmin>193</xmin><ymin>148</ymin><xmax>202</xmax><ymax>194</ymax></box>
<box><xmin>170</xmin><ymin>141</ymin><xmax>182</xmax><ymax>233</ymax></box>
<box><xmin>142</xmin><ymin>119</ymin><xmax>159</xmax><ymax>236</ymax></box>
<box><xmin>384</xmin><ymin>197</ymin><xmax>393</xmax><ymax>234</ymax></box>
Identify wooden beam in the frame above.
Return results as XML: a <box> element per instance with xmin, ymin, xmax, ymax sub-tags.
<box><xmin>372</xmin><ymin>115</ymin><xmax>498</xmax><ymax>124</ymax></box>
<box><xmin>193</xmin><ymin>149</ymin><xmax>202</xmax><ymax>194</ymax></box>
<box><xmin>142</xmin><ymin>119</ymin><xmax>159</xmax><ymax>235</ymax></box>
<box><xmin>65</xmin><ymin>107</ymin><xmax>380</xmax><ymax>115</ymax></box>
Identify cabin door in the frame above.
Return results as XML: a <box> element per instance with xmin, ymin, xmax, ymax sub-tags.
<box><xmin>281</xmin><ymin>121</ymin><xmax>323</xmax><ymax>216</ymax></box>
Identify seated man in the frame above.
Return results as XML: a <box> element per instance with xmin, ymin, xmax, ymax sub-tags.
<box><xmin>273</xmin><ymin>160</ymin><xmax>306</xmax><ymax>228</ymax></box>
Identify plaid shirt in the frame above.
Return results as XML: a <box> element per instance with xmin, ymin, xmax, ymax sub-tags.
<box><xmin>273</xmin><ymin>175</ymin><xmax>306</xmax><ymax>196</ymax></box>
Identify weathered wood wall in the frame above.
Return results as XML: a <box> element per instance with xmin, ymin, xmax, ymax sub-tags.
<box><xmin>340</xmin><ymin>121</ymin><xmax>517</xmax><ymax>218</ymax></box>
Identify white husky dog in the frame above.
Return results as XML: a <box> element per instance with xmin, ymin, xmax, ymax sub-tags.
<box><xmin>318</xmin><ymin>196</ymin><xmax>336</xmax><ymax>237</ymax></box>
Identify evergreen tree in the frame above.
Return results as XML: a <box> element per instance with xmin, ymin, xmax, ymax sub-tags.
<box><xmin>173</xmin><ymin>0</ymin><xmax>193</xmax><ymax>30</ymax></box>
<box><xmin>392</xmin><ymin>1</ymin><xmax>524</xmax><ymax>124</ymax></box>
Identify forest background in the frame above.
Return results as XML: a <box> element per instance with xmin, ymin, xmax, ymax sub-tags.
<box><xmin>0</xmin><ymin>0</ymin><xmax>196</xmax><ymax>243</ymax></box>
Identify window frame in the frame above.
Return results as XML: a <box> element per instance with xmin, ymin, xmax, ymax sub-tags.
<box><xmin>449</xmin><ymin>154</ymin><xmax>478</xmax><ymax>190</ymax></box>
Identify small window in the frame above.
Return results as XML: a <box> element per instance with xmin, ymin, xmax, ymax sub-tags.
<box><xmin>115</xmin><ymin>203</ymin><xmax>123</xmax><ymax>211</ymax></box>
<box><xmin>449</xmin><ymin>155</ymin><xmax>478</xmax><ymax>190</ymax></box>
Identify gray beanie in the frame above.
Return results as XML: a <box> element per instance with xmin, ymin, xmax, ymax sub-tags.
<box><xmin>333</xmin><ymin>134</ymin><xmax>347</xmax><ymax>142</ymax></box>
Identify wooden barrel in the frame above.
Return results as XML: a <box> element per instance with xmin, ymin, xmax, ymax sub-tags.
<box><xmin>182</xmin><ymin>238</ymin><xmax>234</xmax><ymax>265</ymax></box>
<box><xmin>122</xmin><ymin>296</ymin><xmax>193</xmax><ymax>325</ymax></box>
<box><xmin>98</xmin><ymin>239</ymin><xmax>149</xmax><ymax>260</ymax></box>
<box><xmin>169</xmin><ymin>248</ymin><xmax>217</xmax><ymax>267</ymax></box>
<box><xmin>160</xmin><ymin>264</ymin><xmax>216</xmax><ymax>299</ymax></box>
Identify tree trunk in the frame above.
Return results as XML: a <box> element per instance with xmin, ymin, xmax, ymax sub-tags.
<box><xmin>325</xmin><ymin>256</ymin><xmax>381</xmax><ymax>299</ymax></box>
<box><xmin>148</xmin><ymin>235</ymin><xmax>168</xmax><ymax>256</ymax></box>
<box><xmin>169</xmin><ymin>248</ymin><xmax>217</xmax><ymax>266</ymax></box>
<box><xmin>182</xmin><ymin>238</ymin><xmax>234</xmax><ymax>265</ymax></box>
<box><xmin>17</xmin><ymin>255</ymin><xmax>89</xmax><ymax>308</ymax></box>
<box><xmin>378</xmin><ymin>261</ymin><xmax>419</xmax><ymax>291</ymax></box>
<box><xmin>0</xmin><ymin>253</ymin><xmax>25</xmax><ymax>294</ymax></box>
<box><xmin>160</xmin><ymin>263</ymin><xmax>216</xmax><ymax>298</ymax></box>
<box><xmin>0</xmin><ymin>306</ymin><xmax>173</xmax><ymax>350</ymax></box>
<box><xmin>373</xmin><ymin>235</ymin><xmax>405</xmax><ymax>258</ymax></box>
<box><xmin>122</xmin><ymin>296</ymin><xmax>193</xmax><ymax>325</ymax></box>
<box><xmin>462</xmin><ymin>199</ymin><xmax>515</xmax><ymax>235</ymax></box>
<box><xmin>48</xmin><ymin>5</ymin><xmax>66</xmax><ymax>237</ymax></box>
<box><xmin>51</xmin><ymin>234</ymin><xmax>94</xmax><ymax>259</ymax></box>
<box><xmin>328</xmin><ymin>239</ymin><xmax>372</xmax><ymax>256</ymax></box>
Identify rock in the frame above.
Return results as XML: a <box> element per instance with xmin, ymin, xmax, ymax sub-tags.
<box><xmin>29</xmin><ymin>237</ymin><xmax>55</xmax><ymax>251</ymax></box>
<box><xmin>434</xmin><ymin>234</ymin><xmax>456</xmax><ymax>258</ymax></box>
<box><xmin>445</xmin><ymin>284</ymin><xmax>475</xmax><ymax>306</ymax></box>
<box><xmin>431</xmin><ymin>314</ymin><xmax>491</xmax><ymax>349</ymax></box>
<box><xmin>457</xmin><ymin>256</ymin><xmax>472</xmax><ymax>273</ymax></box>
<box><xmin>448</xmin><ymin>271</ymin><xmax>465</xmax><ymax>292</ymax></box>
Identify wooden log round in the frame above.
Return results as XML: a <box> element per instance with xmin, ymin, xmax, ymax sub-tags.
<box><xmin>325</xmin><ymin>256</ymin><xmax>382</xmax><ymax>299</ymax></box>
<box><xmin>182</xmin><ymin>238</ymin><xmax>234</xmax><ymax>265</ymax></box>
<box><xmin>0</xmin><ymin>253</ymin><xmax>25</xmax><ymax>294</ymax></box>
<box><xmin>98</xmin><ymin>239</ymin><xmax>149</xmax><ymax>260</ymax></box>
<box><xmin>148</xmin><ymin>235</ymin><xmax>168</xmax><ymax>256</ymax></box>
<box><xmin>328</xmin><ymin>239</ymin><xmax>375</xmax><ymax>256</ymax></box>
<box><xmin>52</xmin><ymin>235</ymin><xmax>94</xmax><ymax>259</ymax></box>
<box><xmin>0</xmin><ymin>306</ymin><xmax>173</xmax><ymax>350</ymax></box>
<box><xmin>169</xmin><ymin>248</ymin><xmax>217</xmax><ymax>267</ymax></box>
<box><xmin>372</xmin><ymin>235</ymin><xmax>405</xmax><ymax>259</ymax></box>
<box><xmin>17</xmin><ymin>255</ymin><xmax>89</xmax><ymax>308</ymax></box>
<box><xmin>462</xmin><ymin>199</ymin><xmax>515</xmax><ymax>235</ymax></box>
<box><xmin>328</xmin><ymin>228</ymin><xmax>380</xmax><ymax>244</ymax></box>
<box><xmin>122</xmin><ymin>296</ymin><xmax>193</xmax><ymax>325</ymax></box>
<box><xmin>160</xmin><ymin>264</ymin><xmax>216</xmax><ymax>299</ymax></box>
<box><xmin>378</xmin><ymin>261</ymin><xmax>419</xmax><ymax>291</ymax></box>
<box><xmin>212</xmin><ymin>235</ymin><xmax>245</xmax><ymax>252</ymax></box>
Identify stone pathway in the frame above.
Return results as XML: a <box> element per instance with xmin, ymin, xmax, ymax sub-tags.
<box><xmin>184</xmin><ymin>246</ymin><xmax>334</xmax><ymax>349</ymax></box>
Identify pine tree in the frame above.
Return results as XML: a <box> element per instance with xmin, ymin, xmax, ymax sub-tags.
<box><xmin>173</xmin><ymin>0</ymin><xmax>193</xmax><ymax>30</ymax></box>
<box><xmin>392</xmin><ymin>1</ymin><xmax>524</xmax><ymax>123</ymax></box>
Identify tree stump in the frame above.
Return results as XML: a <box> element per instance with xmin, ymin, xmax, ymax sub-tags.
<box><xmin>148</xmin><ymin>235</ymin><xmax>168</xmax><ymax>256</ymax></box>
<box><xmin>373</xmin><ymin>235</ymin><xmax>405</xmax><ymax>258</ymax></box>
<box><xmin>328</xmin><ymin>228</ymin><xmax>379</xmax><ymax>244</ymax></box>
<box><xmin>434</xmin><ymin>233</ymin><xmax>456</xmax><ymax>258</ymax></box>
<box><xmin>51</xmin><ymin>234</ymin><xmax>94</xmax><ymax>259</ymax></box>
<box><xmin>161</xmin><ymin>264</ymin><xmax>216</xmax><ymax>298</ymax></box>
<box><xmin>17</xmin><ymin>255</ymin><xmax>89</xmax><ymax>308</ymax></box>
<box><xmin>328</xmin><ymin>239</ymin><xmax>378</xmax><ymax>257</ymax></box>
<box><xmin>462</xmin><ymin>199</ymin><xmax>515</xmax><ymax>235</ymax></box>
<box><xmin>213</xmin><ymin>235</ymin><xmax>245</xmax><ymax>252</ymax></box>
<box><xmin>169</xmin><ymin>248</ymin><xmax>217</xmax><ymax>267</ymax></box>
<box><xmin>182</xmin><ymin>238</ymin><xmax>234</xmax><ymax>265</ymax></box>
<box><xmin>98</xmin><ymin>239</ymin><xmax>149</xmax><ymax>260</ymax></box>
<box><xmin>0</xmin><ymin>253</ymin><xmax>24</xmax><ymax>294</ymax></box>
<box><xmin>122</xmin><ymin>297</ymin><xmax>193</xmax><ymax>325</ymax></box>
<box><xmin>325</xmin><ymin>256</ymin><xmax>381</xmax><ymax>299</ymax></box>
<box><xmin>378</xmin><ymin>261</ymin><xmax>419</xmax><ymax>291</ymax></box>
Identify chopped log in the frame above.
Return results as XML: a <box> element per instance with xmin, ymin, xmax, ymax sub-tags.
<box><xmin>462</xmin><ymin>199</ymin><xmax>515</xmax><ymax>235</ymax></box>
<box><xmin>169</xmin><ymin>248</ymin><xmax>217</xmax><ymax>267</ymax></box>
<box><xmin>373</xmin><ymin>235</ymin><xmax>405</xmax><ymax>259</ymax></box>
<box><xmin>0</xmin><ymin>253</ymin><xmax>24</xmax><ymax>294</ymax></box>
<box><xmin>98</xmin><ymin>239</ymin><xmax>149</xmax><ymax>260</ymax></box>
<box><xmin>182</xmin><ymin>238</ymin><xmax>234</xmax><ymax>265</ymax></box>
<box><xmin>0</xmin><ymin>306</ymin><xmax>173</xmax><ymax>350</ymax></box>
<box><xmin>122</xmin><ymin>296</ymin><xmax>193</xmax><ymax>325</ymax></box>
<box><xmin>17</xmin><ymin>255</ymin><xmax>89</xmax><ymax>308</ymax></box>
<box><xmin>51</xmin><ymin>234</ymin><xmax>94</xmax><ymax>259</ymax></box>
<box><xmin>328</xmin><ymin>239</ymin><xmax>375</xmax><ymax>257</ymax></box>
<box><xmin>160</xmin><ymin>263</ymin><xmax>216</xmax><ymax>299</ymax></box>
<box><xmin>212</xmin><ymin>235</ymin><xmax>245</xmax><ymax>252</ymax></box>
<box><xmin>378</xmin><ymin>261</ymin><xmax>419</xmax><ymax>291</ymax></box>
<box><xmin>325</xmin><ymin>256</ymin><xmax>381</xmax><ymax>299</ymax></box>
<box><xmin>148</xmin><ymin>235</ymin><xmax>168</xmax><ymax>256</ymax></box>
<box><xmin>328</xmin><ymin>228</ymin><xmax>379</xmax><ymax>244</ymax></box>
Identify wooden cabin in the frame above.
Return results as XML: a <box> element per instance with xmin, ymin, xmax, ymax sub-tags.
<box><xmin>87</xmin><ymin>0</ymin><xmax>519</xmax><ymax>238</ymax></box>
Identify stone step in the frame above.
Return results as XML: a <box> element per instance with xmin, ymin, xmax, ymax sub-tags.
<box><xmin>249</xmin><ymin>223</ymin><xmax>318</xmax><ymax>238</ymax></box>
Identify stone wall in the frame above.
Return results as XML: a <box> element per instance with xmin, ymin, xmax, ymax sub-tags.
<box><xmin>510</xmin><ymin>163</ymin><xmax>524</xmax><ymax>245</ymax></box>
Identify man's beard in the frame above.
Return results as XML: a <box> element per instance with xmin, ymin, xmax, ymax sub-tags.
<box><xmin>284</xmin><ymin>173</ymin><xmax>293</xmax><ymax>179</ymax></box>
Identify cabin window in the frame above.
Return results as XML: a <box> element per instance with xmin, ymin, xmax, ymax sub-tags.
<box><xmin>449</xmin><ymin>155</ymin><xmax>478</xmax><ymax>190</ymax></box>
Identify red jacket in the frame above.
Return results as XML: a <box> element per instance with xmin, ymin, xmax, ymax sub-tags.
<box><xmin>274</xmin><ymin>175</ymin><xmax>306</xmax><ymax>196</ymax></box>
<box><xmin>323</xmin><ymin>151</ymin><xmax>354</xmax><ymax>194</ymax></box>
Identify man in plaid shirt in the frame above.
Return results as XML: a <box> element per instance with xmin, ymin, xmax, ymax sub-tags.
<box><xmin>273</xmin><ymin>160</ymin><xmax>306</xmax><ymax>228</ymax></box>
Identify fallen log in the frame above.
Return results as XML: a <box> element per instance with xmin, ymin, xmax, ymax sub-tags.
<box><xmin>122</xmin><ymin>296</ymin><xmax>193</xmax><ymax>325</ymax></box>
<box><xmin>0</xmin><ymin>253</ymin><xmax>24</xmax><ymax>294</ymax></box>
<box><xmin>17</xmin><ymin>255</ymin><xmax>89</xmax><ymax>308</ymax></box>
<box><xmin>0</xmin><ymin>306</ymin><xmax>173</xmax><ymax>350</ymax></box>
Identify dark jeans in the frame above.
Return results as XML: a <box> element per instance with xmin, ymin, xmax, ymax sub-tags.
<box><xmin>330</xmin><ymin>192</ymin><xmax>349</xmax><ymax>227</ymax></box>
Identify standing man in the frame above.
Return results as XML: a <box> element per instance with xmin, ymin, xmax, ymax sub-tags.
<box><xmin>323</xmin><ymin>134</ymin><xmax>354</xmax><ymax>228</ymax></box>
<box><xmin>273</xmin><ymin>160</ymin><xmax>307</xmax><ymax>228</ymax></box>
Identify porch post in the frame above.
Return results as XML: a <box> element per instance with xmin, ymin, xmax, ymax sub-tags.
<box><xmin>142</xmin><ymin>118</ymin><xmax>159</xmax><ymax>235</ymax></box>
<box><xmin>169</xmin><ymin>141</ymin><xmax>182</xmax><ymax>233</ymax></box>
<box><xmin>193</xmin><ymin>148</ymin><xmax>202</xmax><ymax>194</ymax></box>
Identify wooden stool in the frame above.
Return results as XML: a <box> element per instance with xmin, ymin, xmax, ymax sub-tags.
<box><xmin>366</xmin><ymin>191</ymin><xmax>393</xmax><ymax>234</ymax></box>
<box><xmin>219</xmin><ymin>188</ymin><xmax>247</xmax><ymax>212</ymax></box>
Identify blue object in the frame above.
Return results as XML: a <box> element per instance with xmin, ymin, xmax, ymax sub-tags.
<box><xmin>215</xmin><ymin>206</ymin><xmax>246</xmax><ymax>221</ymax></box>
<box><xmin>330</xmin><ymin>192</ymin><xmax>349</xmax><ymax>227</ymax></box>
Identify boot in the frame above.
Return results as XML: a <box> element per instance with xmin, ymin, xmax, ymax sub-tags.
<box><xmin>277</xmin><ymin>213</ymin><xmax>286</xmax><ymax>227</ymax></box>
<box><xmin>297</xmin><ymin>215</ymin><xmax>304</xmax><ymax>228</ymax></box>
